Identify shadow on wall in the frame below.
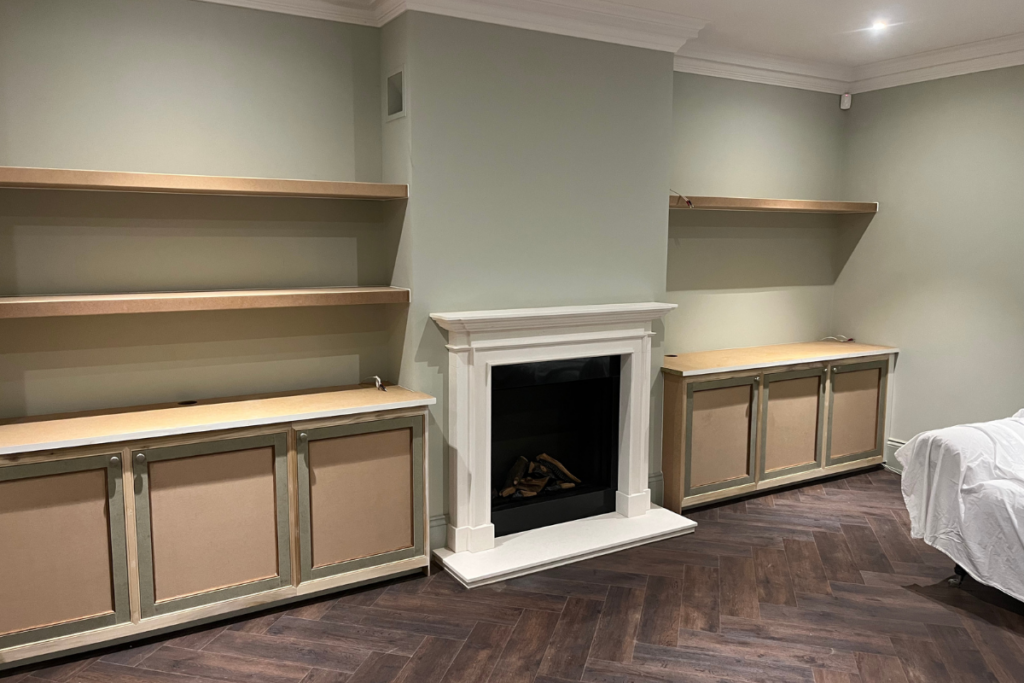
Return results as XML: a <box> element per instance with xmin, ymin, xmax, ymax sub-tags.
<box><xmin>667</xmin><ymin>210</ymin><xmax>871</xmax><ymax>292</ymax></box>
<box><xmin>0</xmin><ymin>188</ymin><xmax>411</xmax><ymax>419</ymax></box>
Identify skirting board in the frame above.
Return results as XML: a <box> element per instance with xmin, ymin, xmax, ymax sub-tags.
<box><xmin>433</xmin><ymin>506</ymin><xmax>696</xmax><ymax>588</ymax></box>
<box><xmin>884</xmin><ymin>438</ymin><xmax>907</xmax><ymax>474</ymax></box>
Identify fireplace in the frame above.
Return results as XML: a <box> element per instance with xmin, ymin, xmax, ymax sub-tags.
<box><xmin>430</xmin><ymin>302</ymin><xmax>696</xmax><ymax>587</ymax></box>
<box><xmin>491</xmin><ymin>355</ymin><xmax>620</xmax><ymax>536</ymax></box>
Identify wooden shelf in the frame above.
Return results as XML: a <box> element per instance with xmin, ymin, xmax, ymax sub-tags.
<box><xmin>669</xmin><ymin>195</ymin><xmax>878</xmax><ymax>214</ymax></box>
<box><xmin>0</xmin><ymin>384</ymin><xmax>435</xmax><ymax>456</ymax></box>
<box><xmin>0</xmin><ymin>287</ymin><xmax>410</xmax><ymax>319</ymax></box>
<box><xmin>0</xmin><ymin>166</ymin><xmax>408</xmax><ymax>200</ymax></box>
<box><xmin>662</xmin><ymin>341</ymin><xmax>898</xmax><ymax>377</ymax></box>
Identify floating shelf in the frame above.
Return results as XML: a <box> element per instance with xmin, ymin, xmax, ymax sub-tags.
<box><xmin>0</xmin><ymin>287</ymin><xmax>410</xmax><ymax>319</ymax></box>
<box><xmin>0</xmin><ymin>166</ymin><xmax>408</xmax><ymax>200</ymax></box>
<box><xmin>669</xmin><ymin>195</ymin><xmax>877</xmax><ymax>214</ymax></box>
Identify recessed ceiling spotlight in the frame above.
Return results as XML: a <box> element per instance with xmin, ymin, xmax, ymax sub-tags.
<box><xmin>872</xmin><ymin>20</ymin><xmax>888</xmax><ymax>31</ymax></box>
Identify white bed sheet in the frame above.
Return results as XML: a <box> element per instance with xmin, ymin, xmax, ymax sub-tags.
<box><xmin>896</xmin><ymin>409</ymin><xmax>1024</xmax><ymax>602</ymax></box>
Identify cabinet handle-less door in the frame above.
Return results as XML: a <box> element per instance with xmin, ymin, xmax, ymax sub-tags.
<box><xmin>684</xmin><ymin>375</ymin><xmax>760</xmax><ymax>498</ymax></box>
<box><xmin>0</xmin><ymin>454</ymin><xmax>129</xmax><ymax>649</ymax></box>
<box><xmin>133</xmin><ymin>433</ymin><xmax>291</xmax><ymax>618</ymax></box>
<box><xmin>826</xmin><ymin>359</ymin><xmax>888</xmax><ymax>466</ymax></box>
<box><xmin>759</xmin><ymin>367</ymin><xmax>826</xmax><ymax>481</ymax></box>
<box><xmin>297</xmin><ymin>416</ymin><xmax>424</xmax><ymax>583</ymax></box>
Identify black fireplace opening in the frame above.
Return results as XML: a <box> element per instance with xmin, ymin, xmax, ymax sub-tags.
<box><xmin>491</xmin><ymin>355</ymin><xmax>620</xmax><ymax>537</ymax></box>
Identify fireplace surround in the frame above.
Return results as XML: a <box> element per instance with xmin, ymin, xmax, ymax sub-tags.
<box><xmin>431</xmin><ymin>302</ymin><xmax>696</xmax><ymax>587</ymax></box>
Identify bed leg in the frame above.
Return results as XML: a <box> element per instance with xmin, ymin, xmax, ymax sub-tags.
<box><xmin>949</xmin><ymin>564</ymin><xmax>967</xmax><ymax>587</ymax></box>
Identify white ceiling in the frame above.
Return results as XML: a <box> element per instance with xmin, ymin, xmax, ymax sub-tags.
<box><xmin>201</xmin><ymin>0</ymin><xmax>1024</xmax><ymax>92</ymax></box>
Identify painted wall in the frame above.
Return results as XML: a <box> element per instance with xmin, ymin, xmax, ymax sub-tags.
<box><xmin>383</xmin><ymin>13</ymin><xmax>675</xmax><ymax>532</ymax></box>
<box><xmin>665</xmin><ymin>73</ymin><xmax>848</xmax><ymax>353</ymax></box>
<box><xmin>835</xmin><ymin>66</ymin><xmax>1024</xmax><ymax>440</ymax></box>
<box><xmin>0</xmin><ymin>0</ymin><xmax>396</xmax><ymax>417</ymax></box>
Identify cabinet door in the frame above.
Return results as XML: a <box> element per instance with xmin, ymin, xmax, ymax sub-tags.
<box><xmin>0</xmin><ymin>454</ymin><xmax>129</xmax><ymax>649</ymax></box>
<box><xmin>133</xmin><ymin>434</ymin><xmax>290</xmax><ymax>618</ymax></box>
<box><xmin>297</xmin><ymin>416</ymin><xmax>424</xmax><ymax>583</ymax></box>
<box><xmin>826</xmin><ymin>359</ymin><xmax>887</xmax><ymax>466</ymax></box>
<box><xmin>685</xmin><ymin>375</ymin><xmax>759</xmax><ymax>498</ymax></box>
<box><xmin>760</xmin><ymin>367</ymin><xmax>826</xmax><ymax>481</ymax></box>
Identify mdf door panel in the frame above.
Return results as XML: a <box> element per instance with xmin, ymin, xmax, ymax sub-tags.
<box><xmin>827</xmin><ymin>360</ymin><xmax>887</xmax><ymax>466</ymax></box>
<box><xmin>685</xmin><ymin>376</ymin><xmax>759</xmax><ymax>497</ymax></box>
<box><xmin>0</xmin><ymin>455</ymin><xmax>129</xmax><ymax>649</ymax></box>
<box><xmin>760</xmin><ymin>368</ymin><xmax>825</xmax><ymax>480</ymax></box>
<box><xmin>298</xmin><ymin>416</ymin><xmax>424</xmax><ymax>582</ymax></box>
<box><xmin>134</xmin><ymin>434</ymin><xmax>290</xmax><ymax>617</ymax></box>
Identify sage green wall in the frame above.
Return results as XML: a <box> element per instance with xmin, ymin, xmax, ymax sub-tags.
<box><xmin>665</xmin><ymin>73</ymin><xmax>848</xmax><ymax>353</ymax></box>
<box><xmin>835</xmin><ymin>66</ymin><xmax>1024</xmax><ymax>440</ymax></box>
<box><xmin>0</xmin><ymin>0</ymin><xmax>397</xmax><ymax>417</ymax></box>
<box><xmin>383</xmin><ymin>13</ymin><xmax>674</xmax><ymax>531</ymax></box>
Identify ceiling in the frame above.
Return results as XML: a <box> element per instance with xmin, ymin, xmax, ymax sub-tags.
<box><xmin>201</xmin><ymin>0</ymin><xmax>1024</xmax><ymax>93</ymax></box>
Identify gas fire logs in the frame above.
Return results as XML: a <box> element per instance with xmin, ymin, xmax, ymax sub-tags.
<box><xmin>498</xmin><ymin>453</ymin><xmax>581</xmax><ymax>499</ymax></box>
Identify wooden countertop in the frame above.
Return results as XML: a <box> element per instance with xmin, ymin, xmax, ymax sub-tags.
<box><xmin>662</xmin><ymin>341</ymin><xmax>898</xmax><ymax>378</ymax></box>
<box><xmin>0</xmin><ymin>384</ymin><xmax>435</xmax><ymax>457</ymax></box>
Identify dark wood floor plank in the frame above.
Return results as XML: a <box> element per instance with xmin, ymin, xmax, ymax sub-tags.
<box><xmin>866</xmin><ymin>515</ymin><xmax>923</xmax><ymax>564</ymax></box>
<box><xmin>633</xmin><ymin>641</ymin><xmax>815</xmax><ymax>683</ymax></box>
<box><xmin>796</xmin><ymin>591</ymin><xmax>962</xmax><ymax>628</ymax></box>
<box><xmin>759</xmin><ymin>602</ymin><xmax>932</xmax><ymax>639</ymax></box>
<box><xmin>680</xmin><ymin>565</ymin><xmax>720</xmax><ymax>633</ymax></box>
<box><xmin>926</xmin><ymin>624</ymin><xmax>999</xmax><ymax>683</ymax></box>
<box><xmin>636</xmin><ymin>576</ymin><xmax>682</xmax><ymax>646</ymax></box>
<box><xmin>653</xmin><ymin>537</ymin><xmax>753</xmax><ymax>558</ymax></box>
<box><xmin>202</xmin><ymin>630</ymin><xmax>369</xmax><ymax>673</ymax></box>
<box><xmin>320</xmin><ymin>604</ymin><xmax>476</xmax><ymax>640</ymax></box>
<box><xmin>890</xmin><ymin>636</ymin><xmax>953</xmax><ymax>683</ymax></box>
<box><xmin>814</xmin><ymin>670</ymin><xmax>862</xmax><ymax>683</ymax></box>
<box><xmin>813</xmin><ymin>531</ymin><xmax>864</xmax><ymax>584</ymax></box>
<box><xmin>301</xmin><ymin>668</ymin><xmax>351</xmax><ymax>683</ymax></box>
<box><xmin>440</xmin><ymin>623</ymin><xmax>512</xmax><ymax>683</ymax></box>
<box><xmin>719</xmin><ymin>556</ymin><xmax>760</xmax><ymax>620</ymax></box>
<box><xmin>266</xmin><ymin>617</ymin><xmax>424</xmax><ymax>657</ymax></box>
<box><xmin>674</xmin><ymin>628</ymin><xmax>858</xmax><ymax>673</ymax></box>
<box><xmin>166</xmin><ymin>627</ymin><xmax>228</xmax><ymax>650</ymax></box>
<box><xmin>720</xmin><ymin>615</ymin><xmax>896</xmax><ymax>656</ymax></box>
<box><xmin>505</xmin><ymin>575</ymin><xmax>610</xmax><ymax>601</ymax></box>
<box><xmin>487</xmin><ymin>609</ymin><xmax>561</xmax><ymax>683</ymax></box>
<box><xmin>534</xmin><ymin>565</ymin><xmax>648</xmax><ymax>589</ymax></box>
<box><xmin>98</xmin><ymin>643</ymin><xmax>163</xmax><ymax>667</ymax></box>
<box><xmin>539</xmin><ymin>598</ymin><xmax>603</xmax><ymax>680</ymax></box>
<box><xmin>73</xmin><ymin>661</ymin><xmax>226</xmax><ymax>683</ymax></box>
<box><xmin>229</xmin><ymin>615</ymin><xmax>280</xmax><ymax>636</ymax></box>
<box><xmin>958</xmin><ymin>611</ymin><xmax>1024</xmax><ymax>683</ymax></box>
<box><xmin>785</xmin><ymin>539</ymin><xmax>832</xmax><ymax>596</ymax></box>
<box><xmin>581</xmin><ymin>657</ymin><xmax>740</xmax><ymax>682</ymax></box>
<box><xmin>855</xmin><ymin>653</ymin><xmax>910</xmax><ymax>683</ymax></box>
<box><xmin>842</xmin><ymin>523</ymin><xmax>895</xmax><ymax>574</ymax></box>
<box><xmin>392</xmin><ymin>637</ymin><xmax>461</xmax><ymax>683</ymax></box>
<box><xmin>346</xmin><ymin>653</ymin><xmax>410</xmax><ymax>683</ymax></box>
<box><xmin>139</xmin><ymin>646</ymin><xmax>310</xmax><ymax>683</ymax></box>
<box><xmin>289</xmin><ymin>599</ymin><xmax>340</xmax><ymax>622</ymax></box>
<box><xmin>754</xmin><ymin>547</ymin><xmax>798</xmax><ymax>606</ymax></box>
<box><xmin>371</xmin><ymin>591</ymin><xmax>523</xmax><ymax>626</ymax></box>
<box><xmin>29</xmin><ymin>658</ymin><xmax>95</xmax><ymax>681</ymax></box>
<box><xmin>590</xmin><ymin>586</ymin><xmax>645</xmax><ymax>662</ymax></box>
<box><xmin>420</xmin><ymin>573</ymin><xmax>566</xmax><ymax>612</ymax></box>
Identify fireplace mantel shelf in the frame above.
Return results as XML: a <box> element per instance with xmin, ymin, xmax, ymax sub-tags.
<box><xmin>431</xmin><ymin>302</ymin><xmax>677</xmax><ymax>333</ymax></box>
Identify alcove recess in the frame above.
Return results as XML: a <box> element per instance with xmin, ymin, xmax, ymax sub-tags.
<box><xmin>0</xmin><ymin>166</ymin><xmax>410</xmax><ymax>317</ymax></box>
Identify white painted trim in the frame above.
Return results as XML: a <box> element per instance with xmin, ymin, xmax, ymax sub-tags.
<box><xmin>0</xmin><ymin>396</ymin><xmax>436</xmax><ymax>456</ymax></box>
<box><xmin>884</xmin><ymin>437</ymin><xmax>907</xmax><ymax>473</ymax></box>
<box><xmin>675</xmin><ymin>32</ymin><xmax>1024</xmax><ymax>95</ymax></box>
<box><xmin>193</xmin><ymin>0</ymin><xmax>707</xmax><ymax>52</ymax></box>
<box><xmin>431</xmin><ymin>302</ymin><xmax>677</xmax><ymax>333</ymax></box>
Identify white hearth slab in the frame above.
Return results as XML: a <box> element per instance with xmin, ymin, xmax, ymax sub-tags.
<box><xmin>433</xmin><ymin>507</ymin><xmax>696</xmax><ymax>588</ymax></box>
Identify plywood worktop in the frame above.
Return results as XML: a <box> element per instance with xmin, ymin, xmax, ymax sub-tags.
<box><xmin>0</xmin><ymin>384</ymin><xmax>435</xmax><ymax>457</ymax></box>
<box><xmin>662</xmin><ymin>341</ymin><xmax>898</xmax><ymax>378</ymax></box>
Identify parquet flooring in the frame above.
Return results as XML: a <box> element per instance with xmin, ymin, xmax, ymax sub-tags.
<box><xmin>5</xmin><ymin>468</ymin><xmax>1024</xmax><ymax>683</ymax></box>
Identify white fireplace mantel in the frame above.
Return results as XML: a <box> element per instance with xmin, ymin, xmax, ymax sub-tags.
<box><xmin>430</xmin><ymin>302</ymin><xmax>696</xmax><ymax>587</ymax></box>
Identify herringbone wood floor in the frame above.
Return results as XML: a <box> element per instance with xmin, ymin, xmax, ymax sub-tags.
<box><xmin>4</xmin><ymin>468</ymin><xmax>1024</xmax><ymax>683</ymax></box>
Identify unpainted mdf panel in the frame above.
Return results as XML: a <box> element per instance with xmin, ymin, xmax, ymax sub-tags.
<box><xmin>0</xmin><ymin>470</ymin><xmax>113</xmax><ymax>636</ymax></box>
<box><xmin>764</xmin><ymin>376</ymin><xmax>821</xmax><ymax>472</ymax></box>
<box><xmin>831</xmin><ymin>369</ymin><xmax>881</xmax><ymax>458</ymax></box>
<box><xmin>690</xmin><ymin>385</ymin><xmax>753</xmax><ymax>489</ymax></box>
<box><xmin>309</xmin><ymin>428</ymin><xmax>414</xmax><ymax>567</ymax></box>
<box><xmin>148</xmin><ymin>447</ymin><xmax>279</xmax><ymax>602</ymax></box>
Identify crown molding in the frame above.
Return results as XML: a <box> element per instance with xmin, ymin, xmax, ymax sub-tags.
<box><xmin>675</xmin><ymin>31</ymin><xmax>1024</xmax><ymax>95</ymax></box>
<box><xmin>194</xmin><ymin>0</ymin><xmax>707</xmax><ymax>52</ymax></box>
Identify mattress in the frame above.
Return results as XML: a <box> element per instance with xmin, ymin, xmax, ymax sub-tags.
<box><xmin>896</xmin><ymin>409</ymin><xmax>1024</xmax><ymax>602</ymax></box>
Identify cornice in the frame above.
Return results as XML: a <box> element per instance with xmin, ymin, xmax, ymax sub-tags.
<box><xmin>196</xmin><ymin>0</ymin><xmax>707</xmax><ymax>52</ymax></box>
<box><xmin>675</xmin><ymin>32</ymin><xmax>1024</xmax><ymax>95</ymax></box>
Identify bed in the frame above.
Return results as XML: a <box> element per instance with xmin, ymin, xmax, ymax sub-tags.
<box><xmin>896</xmin><ymin>409</ymin><xmax>1024</xmax><ymax>602</ymax></box>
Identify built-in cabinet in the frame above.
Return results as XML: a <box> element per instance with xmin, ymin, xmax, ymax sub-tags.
<box><xmin>663</xmin><ymin>342</ymin><xmax>896</xmax><ymax>511</ymax></box>
<box><xmin>0</xmin><ymin>385</ymin><xmax>434</xmax><ymax>671</ymax></box>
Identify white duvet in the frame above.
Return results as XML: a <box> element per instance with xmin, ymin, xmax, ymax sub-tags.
<box><xmin>896</xmin><ymin>409</ymin><xmax>1024</xmax><ymax>602</ymax></box>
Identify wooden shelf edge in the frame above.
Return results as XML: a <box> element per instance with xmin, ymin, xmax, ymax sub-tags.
<box><xmin>669</xmin><ymin>195</ymin><xmax>878</xmax><ymax>214</ymax></box>
<box><xmin>0</xmin><ymin>166</ymin><xmax>408</xmax><ymax>201</ymax></box>
<box><xmin>0</xmin><ymin>287</ymin><xmax>411</xmax><ymax>319</ymax></box>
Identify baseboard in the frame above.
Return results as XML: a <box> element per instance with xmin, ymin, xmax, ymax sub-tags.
<box><xmin>884</xmin><ymin>438</ymin><xmax>907</xmax><ymax>474</ymax></box>
<box><xmin>648</xmin><ymin>472</ymin><xmax>664</xmax><ymax>506</ymax></box>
